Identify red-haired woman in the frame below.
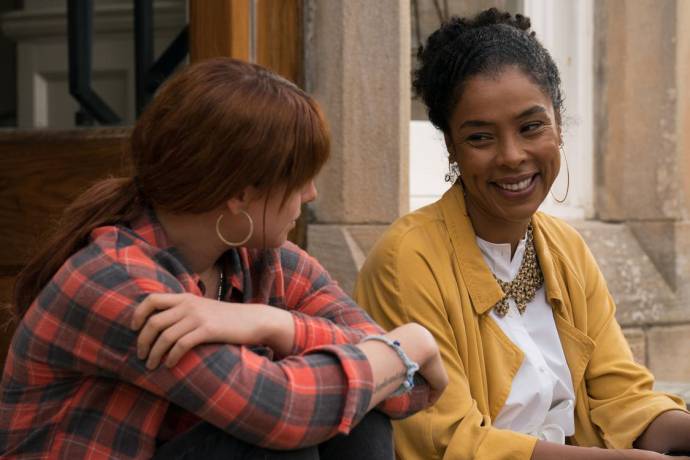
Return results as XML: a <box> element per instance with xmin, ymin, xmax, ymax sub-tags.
<box><xmin>0</xmin><ymin>58</ymin><xmax>447</xmax><ymax>459</ymax></box>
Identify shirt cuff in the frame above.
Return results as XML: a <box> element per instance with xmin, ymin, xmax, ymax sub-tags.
<box><xmin>377</xmin><ymin>378</ymin><xmax>430</xmax><ymax>419</ymax></box>
<box><xmin>291</xmin><ymin>310</ymin><xmax>361</xmax><ymax>354</ymax></box>
<box><xmin>596</xmin><ymin>393</ymin><xmax>689</xmax><ymax>449</ymax></box>
<box><xmin>290</xmin><ymin>311</ymin><xmax>310</xmax><ymax>354</ymax></box>
<box><xmin>475</xmin><ymin>428</ymin><xmax>538</xmax><ymax>460</ymax></box>
<box><xmin>305</xmin><ymin>343</ymin><xmax>374</xmax><ymax>434</ymax></box>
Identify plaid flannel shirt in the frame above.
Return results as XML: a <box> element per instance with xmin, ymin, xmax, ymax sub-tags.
<box><xmin>0</xmin><ymin>209</ymin><xmax>428</xmax><ymax>459</ymax></box>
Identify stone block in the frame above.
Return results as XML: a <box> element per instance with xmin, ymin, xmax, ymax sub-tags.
<box><xmin>595</xmin><ymin>0</ymin><xmax>680</xmax><ymax>221</ymax></box>
<box><xmin>308</xmin><ymin>0</ymin><xmax>410</xmax><ymax>224</ymax></box>
<box><xmin>628</xmin><ymin>220</ymin><xmax>676</xmax><ymax>290</ymax></box>
<box><xmin>655</xmin><ymin>381</ymin><xmax>690</xmax><ymax>407</ymax></box>
<box><xmin>648</xmin><ymin>324</ymin><xmax>690</xmax><ymax>381</ymax></box>
<box><xmin>345</xmin><ymin>225</ymin><xmax>389</xmax><ymax>259</ymax></box>
<box><xmin>572</xmin><ymin>220</ymin><xmax>689</xmax><ymax>327</ymax></box>
<box><xmin>622</xmin><ymin>327</ymin><xmax>646</xmax><ymax>366</ymax></box>
<box><xmin>307</xmin><ymin>225</ymin><xmax>359</xmax><ymax>296</ymax></box>
<box><xmin>307</xmin><ymin>224</ymin><xmax>390</xmax><ymax>297</ymax></box>
<box><xmin>673</xmin><ymin>222</ymin><xmax>690</xmax><ymax>302</ymax></box>
<box><xmin>309</xmin><ymin>224</ymin><xmax>388</xmax><ymax>294</ymax></box>
<box><xmin>678</xmin><ymin>0</ymin><xmax>690</xmax><ymax>220</ymax></box>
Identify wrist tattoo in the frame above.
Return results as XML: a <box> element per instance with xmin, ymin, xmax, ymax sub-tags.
<box><xmin>374</xmin><ymin>370</ymin><xmax>407</xmax><ymax>393</ymax></box>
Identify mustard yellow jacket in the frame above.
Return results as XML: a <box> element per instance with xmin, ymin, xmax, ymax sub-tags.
<box><xmin>355</xmin><ymin>185</ymin><xmax>686</xmax><ymax>460</ymax></box>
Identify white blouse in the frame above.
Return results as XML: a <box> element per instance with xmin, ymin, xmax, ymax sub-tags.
<box><xmin>476</xmin><ymin>235</ymin><xmax>576</xmax><ymax>444</ymax></box>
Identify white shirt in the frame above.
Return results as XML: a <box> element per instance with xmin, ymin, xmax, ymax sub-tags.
<box><xmin>476</xmin><ymin>235</ymin><xmax>576</xmax><ymax>444</ymax></box>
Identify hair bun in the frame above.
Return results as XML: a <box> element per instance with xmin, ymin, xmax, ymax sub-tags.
<box><xmin>471</xmin><ymin>8</ymin><xmax>531</xmax><ymax>32</ymax></box>
<box><xmin>417</xmin><ymin>8</ymin><xmax>534</xmax><ymax>67</ymax></box>
<box><xmin>412</xmin><ymin>7</ymin><xmax>562</xmax><ymax>133</ymax></box>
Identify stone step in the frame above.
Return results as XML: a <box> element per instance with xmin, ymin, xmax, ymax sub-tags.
<box><xmin>655</xmin><ymin>381</ymin><xmax>690</xmax><ymax>408</ymax></box>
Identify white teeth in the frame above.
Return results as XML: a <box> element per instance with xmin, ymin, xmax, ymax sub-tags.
<box><xmin>497</xmin><ymin>177</ymin><xmax>533</xmax><ymax>191</ymax></box>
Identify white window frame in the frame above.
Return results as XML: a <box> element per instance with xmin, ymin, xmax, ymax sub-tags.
<box><xmin>523</xmin><ymin>0</ymin><xmax>594</xmax><ymax>219</ymax></box>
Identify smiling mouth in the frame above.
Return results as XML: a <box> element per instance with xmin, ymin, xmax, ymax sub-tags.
<box><xmin>494</xmin><ymin>174</ymin><xmax>538</xmax><ymax>192</ymax></box>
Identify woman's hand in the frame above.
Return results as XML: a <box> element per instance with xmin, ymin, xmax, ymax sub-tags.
<box><xmin>606</xmin><ymin>449</ymin><xmax>689</xmax><ymax>459</ymax></box>
<box><xmin>416</xmin><ymin>338</ymin><xmax>448</xmax><ymax>406</ymax></box>
<box><xmin>533</xmin><ymin>442</ymin><xmax>690</xmax><ymax>460</ymax></box>
<box><xmin>392</xmin><ymin>322</ymin><xmax>448</xmax><ymax>405</ymax></box>
<box><xmin>358</xmin><ymin>323</ymin><xmax>448</xmax><ymax>410</ymax></box>
<box><xmin>130</xmin><ymin>293</ymin><xmax>294</xmax><ymax>369</ymax></box>
<box><xmin>634</xmin><ymin>410</ymin><xmax>690</xmax><ymax>455</ymax></box>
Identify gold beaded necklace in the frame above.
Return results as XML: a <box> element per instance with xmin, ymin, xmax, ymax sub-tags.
<box><xmin>491</xmin><ymin>224</ymin><xmax>544</xmax><ymax>317</ymax></box>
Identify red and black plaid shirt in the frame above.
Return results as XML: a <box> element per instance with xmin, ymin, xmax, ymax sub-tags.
<box><xmin>0</xmin><ymin>209</ymin><xmax>428</xmax><ymax>459</ymax></box>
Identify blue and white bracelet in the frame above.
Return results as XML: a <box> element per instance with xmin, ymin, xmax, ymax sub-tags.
<box><xmin>362</xmin><ymin>335</ymin><xmax>420</xmax><ymax>396</ymax></box>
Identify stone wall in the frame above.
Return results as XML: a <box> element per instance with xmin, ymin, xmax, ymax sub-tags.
<box><xmin>593</xmin><ymin>0</ymin><xmax>690</xmax><ymax>381</ymax></box>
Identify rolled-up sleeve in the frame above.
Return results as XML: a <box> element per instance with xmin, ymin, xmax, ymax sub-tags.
<box><xmin>580</xmin><ymin>242</ymin><xmax>687</xmax><ymax>449</ymax></box>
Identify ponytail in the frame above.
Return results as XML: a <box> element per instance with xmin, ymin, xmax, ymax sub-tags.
<box><xmin>13</xmin><ymin>178</ymin><xmax>142</xmax><ymax>317</ymax></box>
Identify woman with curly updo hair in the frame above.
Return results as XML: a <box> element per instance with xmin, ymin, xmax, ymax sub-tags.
<box><xmin>356</xmin><ymin>8</ymin><xmax>690</xmax><ymax>460</ymax></box>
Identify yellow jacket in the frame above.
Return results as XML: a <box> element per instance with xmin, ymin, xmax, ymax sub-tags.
<box><xmin>355</xmin><ymin>185</ymin><xmax>686</xmax><ymax>460</ymax></box>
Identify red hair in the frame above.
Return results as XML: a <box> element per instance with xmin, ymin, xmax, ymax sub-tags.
<box><xmin>13</xmin><ymin>58</ymin><xmax>330</xmax><ymax>316</ymax></box>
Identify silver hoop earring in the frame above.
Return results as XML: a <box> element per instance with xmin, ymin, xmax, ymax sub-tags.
<box><xmin>550</xmin><ymin>146</ymin><xmax>570</xmax><ymax>204</ymax></box>
<box><xmin>216</xmin><ymin>211</ymin><xmax>254</xmax><ymax>246</ymax></box>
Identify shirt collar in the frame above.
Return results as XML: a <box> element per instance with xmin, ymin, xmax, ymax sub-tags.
<box><xmin>439</xmin><ymin>183</ymin><xmax>565</xmax><ymax>315</ymax></box>
<box><xmin>476</xmin><ymin>234</ymin><xmax>527</xmax><ymax>282</ymax></box>
<box><xmin>127</xmin><ymin>207</ymin><xmax>246</xmax><ymax>296</ymax></box>
<box><xmin>128</xmin><ymin>206</ymin><xmax>174</xmax><ymax>251</ymax></box>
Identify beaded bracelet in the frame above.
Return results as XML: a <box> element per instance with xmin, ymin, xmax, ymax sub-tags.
<box><xmin>362</xmin><ymin>335</ymin><xmax>420</xmax><ymax>396</ymax></box>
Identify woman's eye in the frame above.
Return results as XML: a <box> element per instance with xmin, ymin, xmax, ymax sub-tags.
<box><xmin>465</xmin><ymin>133</ymin><xmax>492</xmax><ymax>144</ymax></box>
<box><xmin>521</xmin><ymin>121</ymin><xmax>544</xmax><ymax>133</ymax></box>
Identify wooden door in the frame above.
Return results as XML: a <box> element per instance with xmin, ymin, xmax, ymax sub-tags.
<box><xmin>0</xmin><ymin>129</ymin><xmax>130</xmax><ymax>369</ymax></box>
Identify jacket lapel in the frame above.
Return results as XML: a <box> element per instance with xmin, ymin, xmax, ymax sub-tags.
<box><xmin>532</xmin><ymin>214</ymin><xmax>595</xmax><ymax>392</ymax></box>
<box><xmin>439</xmin><ymin>185</ymin><xmax>504</xmax><ymax>315</ymax></box>
<box><xmin>440</xmin><ymin>189</ymin><xmax>595</xmax><ymax>411</ymax></box>
<box><xmin>554</xmin><ymin>314</ymin><xmax>595</xmax><ymax>392</ymax></box>
<box><xmin>439</xmin><ymin>185</ymin><xmax>523</xmax><ymax>417</ymax></box>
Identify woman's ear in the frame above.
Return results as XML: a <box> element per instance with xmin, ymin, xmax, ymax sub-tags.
<box><xmin>225</xmin><ymin>186</ymin><xmax>263</xmax><ymax>215</ymax></box>
<box><xmin>224</xmin><ymin>197</ymin><xmax>242</xmax><ymax>216</ymax></box>
<box><xmin>225</xmin><ymin>189</ymin><xmax>249</xmax><ymax>215</ymax></box>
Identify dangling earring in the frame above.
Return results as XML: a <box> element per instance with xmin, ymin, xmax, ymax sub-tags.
<box><xmin>445</xmin><ymin>161</ymin><xmax>461</xmax><ymax>183</ymax></box>
<box><xmin>550</xmin><ymin>145</ymin><xmax>570</xmax><ymax>204</ymax></box>
<box><xmin>216</xmin><ymin>211</ymin><xmax>254</xmax><ymax>246</ymax></box>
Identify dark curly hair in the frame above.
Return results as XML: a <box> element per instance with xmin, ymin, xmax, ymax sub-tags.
<box><xmin>413</xmin><ymin>8</ymin><xmax>563</xmax><ymax>133</ymax></box>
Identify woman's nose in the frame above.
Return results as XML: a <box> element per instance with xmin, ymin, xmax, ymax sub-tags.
<box><xmin>497</xmin><ymin>136</ymin><xmax>526</xmax><ymax>168</ymax></box>
<box><xmin>302</xmin><ymin>180</ymin><xmax>318</xmax><ymax>203</ymax></box>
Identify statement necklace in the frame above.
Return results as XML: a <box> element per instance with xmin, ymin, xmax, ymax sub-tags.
<box><xmin>492</xmin><ymin>224</ymin><xmax>544</xmax><ymax>317</ymax></box>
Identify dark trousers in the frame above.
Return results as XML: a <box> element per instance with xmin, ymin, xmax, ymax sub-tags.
<box><xmin>153</xmin><ymin>411</ymin><xmax>394</xmax><ymax>460</ymax></box>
